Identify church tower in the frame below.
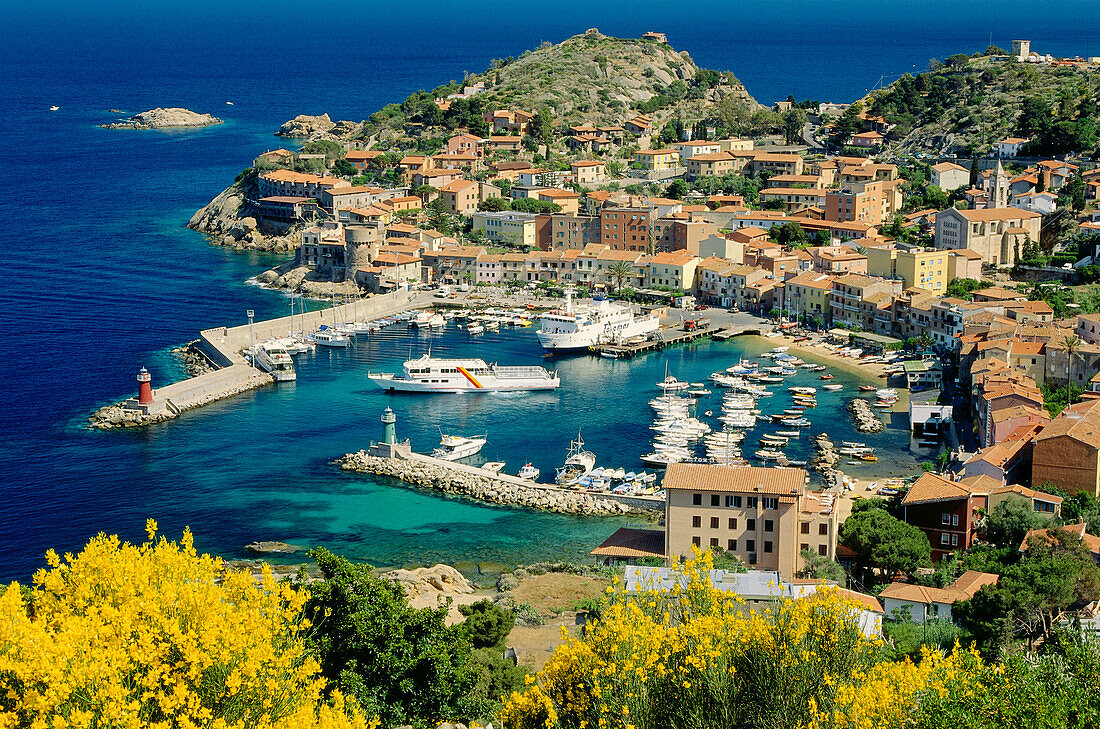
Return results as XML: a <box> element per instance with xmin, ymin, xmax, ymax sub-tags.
<box><xmin>990</xmin><ymin>160</ymin><xmax>1009</xmax><ymax>209</ymax></box>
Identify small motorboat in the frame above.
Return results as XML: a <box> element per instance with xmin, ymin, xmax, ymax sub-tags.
<box><xmin>517</xmin><ymin>463</ymin><xmax>540</xmax><ymax>480</ymax></box>
<box><xmin>483</xmin><ymin>461</ymin><xmax>506</xmax><ymax>473</ymax></box>
<box><xmin>859</xmin><ymin>385</ymin><xmax>878</xmax><ymax>392</ymax></box>
<box><xmin>822</xmin><ymin>384</ymin><xmax>843</xmax><ymax>391</ymax></box>
<box><xmin>466</xmin><ymin>323</ymin><xmax>485</xmax><ymax>335</ymax></box>
<box><xmin>600</xmin><ymin>351</ymin><xmax>620</xmax><ymax>359</ymax></box>
<box><xmin>50</xmin><ymin>105</ymin><xmax>60</xmax><ymax>111</ymax></box>
<box><xmin>819</xmin><ymin>374</ymin><xmax>834</xmax><ymax>380</ymax></box>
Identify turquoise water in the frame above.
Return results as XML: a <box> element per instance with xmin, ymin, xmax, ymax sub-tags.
<box><xmin>52</xmin><ymin>321</ymin><xmax>927</xmax><ymax>577</ymax></box>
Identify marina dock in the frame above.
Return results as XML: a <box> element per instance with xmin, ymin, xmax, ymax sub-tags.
<box><xmin>90</xmin><ymin>288</ymin><xmax>421</xmax><ymax>428</ymax></box>
<box><xmin>591</xmin><ymin>325</ymin><xmax>720</xmax><ymax>359</ymax></box>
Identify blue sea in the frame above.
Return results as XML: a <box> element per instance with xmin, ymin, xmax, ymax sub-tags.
<box><xmin>3</xmin><ymin>0</ymin><xmax>1100</xmax><ymax>581</ymax></box>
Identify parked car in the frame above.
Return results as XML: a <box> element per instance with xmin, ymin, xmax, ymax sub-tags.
<box><xmin>694</xmin><ymin>304</ymin><xmax>708</xmax><ymax>311</ymax></box>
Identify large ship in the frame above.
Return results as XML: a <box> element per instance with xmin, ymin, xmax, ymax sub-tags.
<box><xmin>251</xmin><ymin>341</ymin><xmax>297</xmax><ymax>382</ymax></box>
<box><xmin>536</xmin><ymin>290</ymin><xmax>660</xmax><ymax>351</ymax></box>
<box><xmin>367</xmin><ymin>354</ymin><xmax>560</xmax><ymax>393</ymax></box>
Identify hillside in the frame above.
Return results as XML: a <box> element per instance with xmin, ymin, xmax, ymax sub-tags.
<box><xmin>362</xmin><ymin>29</ymin><xmax>761</xmax><ymax>142</ymax></box>
<box><xmin>864</xmin><ymin>52</ymin><xmax>1100</xmax><ymax>155</ymax></box>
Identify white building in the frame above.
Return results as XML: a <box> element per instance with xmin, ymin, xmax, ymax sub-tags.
<box><xmin>930</xmin><ymin>161</ymin><xmax>970</xmax><ymax>191</ymax></box>
<box><xmin>1010</xmin><ymin>191</ymin><xmax>1058</xmax><ymax>215</ymax></box>
<box><xmin>993</xmin><ymin>137</ymin><xmax>1029</xmax><ymax>158</ymax></box>
<box><xmin>879</xmin><ymin>570</ymin><xmax>998</xmax><ymax>624</ymax></box>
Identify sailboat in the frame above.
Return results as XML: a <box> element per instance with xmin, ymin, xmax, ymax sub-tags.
<box><xmin>49</xmin><ymin>105</ymin><xmax>60</xmax><ymax>111</ymax></box>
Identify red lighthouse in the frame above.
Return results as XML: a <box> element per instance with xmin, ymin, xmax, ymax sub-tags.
<box><xmin>137</xmin><ymin>367</ymin><xmax>153</xmax><ymax>405</ymax></box>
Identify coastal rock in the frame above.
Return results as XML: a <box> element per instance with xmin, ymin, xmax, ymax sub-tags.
<box><xmin>172</xmin><ymin>341</ymin><xmax>216</xmax><ymax>377</ymax></box>
<box><xmin>384</xmin><ymin>564</ymin><xmax>474</xmax><ymax>599</ymax></box>
<box><xmin>497</xmin><ymin>573</ymin><xmax>520</xmax><ymax>592</ymax></box>
<box><xmin>847</xmin><ymin>400</ymin><xmax>885</xmax><ymax>433</ymax></box>
<box><xmin>244</xmin><ymin>541</ymin><xmax>304</xmax><ymax>554</ymax></box>
<box><xmin>188</xmin><ymin>181</ymin><xmax>298</xmax><ymax>253</ymax></box>
<box><xmin>276</xmin><ymin>113</ymin><xmax>335</xmax><ymax>137</ymax></box>
<box><xmin>100</xmin><ymin>107</ymin><xmax>223</xmax><ymax>130</ymax></box>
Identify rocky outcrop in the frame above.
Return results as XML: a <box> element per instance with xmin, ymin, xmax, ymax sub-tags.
<box><xmin>244</xmin><ymin>541</ymin><xmax>304</xmax><ymax>554</ymax></box>
<box><xmin>276</xmin><ymin>113</ymin><xmax>366</xmax><ymax>140</ymax></box>
<box><xmin>338</xmin><ymin>451</ymin><xmax>648</xmax><ymax>516</ymax></box>
<box><xmin>848</xmin><ymin>400</ymin><xmax>885</xmax><ymax>433</ymax></box>
<box><xmin>187</xmin><ymin>181</ymin><xmax>298</xmax><ymax>253</ymax></box>
<box><xmin>253</xmin><ymin>262</ymin><xmax>359</xmax><ymax>297</ymax></box>
<box><xmin>173</xmin><ymin>341</ymin><xmax>216</xmax><ymax>377</ymax></box>
<box><xmin>100</xmin><ymin>107</ymin><xmax>222</xmax><ymax>130</ymax></box>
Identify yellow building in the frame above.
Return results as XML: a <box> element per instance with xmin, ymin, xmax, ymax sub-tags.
<box><xmin>635</xmin><ymin>149</ymin><xmax>681</xmax><ymax>172</ymax></box>
<box><xmin>866</xmin><ymin>246</ymin><xmax>948</xmax><ymax>292</ymax></box>
<box><xmin>781</xmin><ymin>272</ymin><xmax>835</xmax><ymax>323</ymax></box>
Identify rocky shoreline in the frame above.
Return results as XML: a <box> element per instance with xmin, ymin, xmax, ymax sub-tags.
<box><xmin>338</xmin><ymin>451</ymin><xmax>654</xmax><ymax>517</ymax></box>
<box><xmin>187</xmin><ymin>180</ymin><xmax>299</xmax><ymax>254</ymax></box>
<box><xmin>100</xmin><ymin>107</ymin><xmax>223</xmax><ymax>130</ymax></box>
<box><xmin>172</xmin><ymin>340</ymin><xmax>217</xmax><ymax>377</ymax></box>
<box><xmin>88</xmin><ymin>374</ymin><xmax>271</xmax><ymax>430</ymax></box>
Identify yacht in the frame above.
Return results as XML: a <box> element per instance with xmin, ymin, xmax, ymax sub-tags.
<box><xmin>409</xmin><ymin>311</ymin><xmax>444</xmax><ymax>328</ymax></box>
<box><xmin>517</xmin><ymin>463</ymin><xmax>540</xmax><ymax>480</ymax></box>
<box><xmin>432</xmin><ymin>434</ymin><xmax>487</xmax><ymax>461</ymax></box>
<box><xmin>537</xmin><ymin>289</ymin><xmax>660</xmax><ymax>351</ymax></box>
<box><xmin>367</xmin><ymin>354</ymin><xmax>560</xmax><ymax>393</ymax></box>
<box><xmin>252</xmin><ymin>342</ymin><xmax>297</xmax><ymax>382</ymax></box>
<box><xmin>310</xmin><ymin>326</ymin><xmax>350</xmax><ymax>347</ymax></box>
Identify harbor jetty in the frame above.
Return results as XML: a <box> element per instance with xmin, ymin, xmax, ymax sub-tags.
<box><xmin>847</xmin><ymin>399</ymin><xmax>885</xmax><ymax>433</ymax></box>
<box><xmin>89</xmin><ymin>288</ymin><xmax>420</xmax><ymax>429</ymax></box>
<box><xmin>338</xmin><ymin>445</ymin><xmax>661</xmax><ymax>517</ymax></box>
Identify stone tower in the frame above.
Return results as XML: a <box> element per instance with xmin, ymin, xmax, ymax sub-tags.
<box><xmin>990</xmin><ymin>160</ymin><xmax>1009</xmax><ymax>209</ymax></box>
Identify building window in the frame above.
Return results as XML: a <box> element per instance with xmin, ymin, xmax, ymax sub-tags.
<box><xmin>726</xmin><ymin>495</ymin><xmax>742</xmax><ymax>508</ymax></box>
<box><xmin>763</xmin><ymin>497</ymin><xmax>779</xmax><ymax>509</ymax></box>
<box><xmin>745</xmin><ymin>539</ymin><xmax>755</xmax><ymax>552</ymax></box>
<box><xmin>692</xmin><ymin>536</ymin><xmax>701</xmax><ymax>547</ymax></box>
<box><xmin>951</xmin><ymin>534</ymin><xmax>959</xmax><ymax>546</ymax></box>
<box><xmin>746</xmin><ymin>497</ymin><xmax>758</xmax><ymax>508</ymax></box>
<box><xmin>801</xmin><ymin>522</ymin><xmax>810</xmax><ymax>534</ymax></box>
<box><xmin>710</xmin><ymin>538</ymin><xmax>719</xmax><ymax>548</ymax></box>
<box><xmin>728</xmin><ymin>539</ymin><xmax>737</xmax><ymax>551</ymax></box>
<box><xmin>747</xmin><ymin>519</ymin><xmax>756</xmax><ymax>531</ymax></box>
<box><xmin>692</xmin><ymin>493</ymin><xmax>702</xmax><ymax>506</ymax></box>
<box><xmin>728</xmin><ymin>518</ymin><xmax>737</xmax><ymax>529</ymax></box>
<box><xmin>818</xmin><ymin>544</ymin><xmax>828</xmax><ymax>556</ymax></box>
<box><xmin>952</xmin><ymin>514</ymin><xmax>959</xmax><ymax>526</ymax></box>
<box><xmin>710</xmin><ymin>517</ymin><xmax>720</xmax><ymax>529</ymax></box>
<box><xmin>692</xmin><ymin>516</ymin><xmax>701</xmax><ymax>528</ymax></box>
<box><xmin>941</xmin><ymin>513</ymin><xmax>950</xmax><ymax>524</ymax></box>
<box><xmin>748</xmin><ymin>552</ymin><xmax>757</xmax><ymax>565</ymax></box>
<box><xmin>764</xmin><ymin>520</ymin><xmax>774</xmax><ymax>533</ymax></box>
<box><xmin>940</xmin><ymin>533</ymin><xmax>950</xmax><ymax>545</ymax></box>
<box><xmin>801</xmin><ymin>543</ymin><xmax>809</xmax><ymax>552</ymax></box>
<box><xmin>764</xmin><ymin>541</ymin><xmax>773</xmax><ymax>553</ymax></box>
<box><xmin>819</xmin><ymin>524</ymin><xmax>828</xmax><ymax>536</ymax></box>
<box><xmin>711</xmin><ymin>495</ymin><xmax>720</xmax><ymax>506</ymax></box>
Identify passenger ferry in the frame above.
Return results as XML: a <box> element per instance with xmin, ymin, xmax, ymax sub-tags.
<box><xmin>537</xmin><ymin>290</ymin><xmax>660</xmax><ymax>351</ymax></box>
<box><xmin>367</xmin><ymin>354</ymin><xmax>560</xmax><ymax>393</ymax></box>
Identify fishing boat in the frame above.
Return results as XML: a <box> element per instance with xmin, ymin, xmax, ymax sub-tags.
<box><xmin>859</xmin><ymin>454</ymin><xmax>879</xmax><ymax>462</ymax></box>
<box><xmin>789</xmin><ymin>386</ymin><xmax>817</xmax><ymax>395</ymax></box>
<box><xmin>756</xmin><ymin>449</ymin><xmax>785</xmax><ymax>460</ymax></box>
<box><xmin>555</xmin><ymin>433</ymin><xmax>597</xmax><ymax>483</ymax></box>
<box><xmin>517</xmin><ymin>463</ymin><xmax>540</xmax><ymax>480</ymax></box>
<box><xmin>310</xmin><ymin>326</ymin><xmax>350</xmax><ymax>347</ymax></box>
<box><xmin>432</xmin><ymin>434</ymin><xmax>487</xmax><ymax>461</ymax></box>
<box><xmin>780</xmin><ymin>417</ymin><xmax>811</xmax><ymax>427</ymax></box>
<box><xmin>776</xmin><ymin>430</ymin><xmax>801</xmax><ymax>437</ymax></box>
<box><xmin>688</xmin><ymin>388</ymin><xmax>712</xmax><ymax>396</ymax></box>
<box><xmin>657</xmin><ymin>375</ymin><xmax>690</xmax><ymax>391</ymax></box>
<box><xmin>819</xmin><ymin>374</ymin><xmax>834</xmax><ymax>380</ymax></box>
<box><xmin>860</xmin><ymin>385</ymin><xmax>878</xmax><ymax>392</ymax></box>
<box><xmin>466</xmin><ymin>323</ymin><xmax>485</xmax><ymax>335</ymax></box>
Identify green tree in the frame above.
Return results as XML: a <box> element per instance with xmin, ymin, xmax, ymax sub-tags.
<box><xmin>477</xmin><ymin>196</ymin><xmax>510</xmax><ymax>212</ymax></box>
<box><xmin>772</xmin><ymin>221</ymin><xmax>807</xmax><ymax>247</ymax></box>
<box><xmin>945</xmin><ymin>277</ymin><xmax>983</xmax><ymax>300</ymax></box>
<box><xmin>665</xmin><ymin>178</ymin><xmax>689</xmax><ymax>199</ymax></box>
<box><xmin>413</xmin><ymin>184</ymin><xmax>437</xmax><ymax>203</ymax></box>
<box><xmin>458</xmin><ymin>600</ymin><xmax>514</xmax><ymax>649</ymax></box>
<box><xmin>830</xmin><ymin>101</ymin><xmax>864</xmax><ymax>146</ymax></box>
<box><xmin>331</xmin><ymin>158</ymin><xmax>356</xmax><ymax>177</ymax></box>
<box><xmin>984</xmin><ymin>497</ymin><xmax>1042</xmax><ymax>548</ymax></box>
<box><xmin>923</xmin><ymin>184</ymin><xmax>949</xmax><ymax>210</ymax></box>
<box><xmin>300</xmin><ymin>139</ymin><xmax>343</xmax><ymax>164</ymax></box>
<box><xmin>796</xmin><ymin>548</ymin><xmax>847</xmax><ymax>583</ymax></box>
<box><xmin>782</xmin><ymin>108</ymin><xmax>806</xmax><ymax>145</ymax></box>
<box><xmin>839</xmin><ymin>507</ymin><xmax>932</xmax><ymax>584</ymax></box>
<box><xmin>303</xmin><ymin>549</ymin><xmax>485</xmax><ymax>725</ymax></box>
<box><xmin>532</xmin><ymin>107</ymin><xmax>554</xmax><ymax>144</ymax></box>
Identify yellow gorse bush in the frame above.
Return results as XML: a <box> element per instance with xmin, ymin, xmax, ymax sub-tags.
<box><xmin>0</xmin><ymin>520</ymin><xmax>374</xmax><ymax>729</ymax></box>
<box><xmin>501</xmin><ymin>550</ymin><xmax>982</xmax><ymax>729</ymax></box>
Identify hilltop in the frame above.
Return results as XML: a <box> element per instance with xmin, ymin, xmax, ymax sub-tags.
<box><xmin>863</xmin><ymin>52</ymin><xmax>1100</xmax><ymax>156</ymax></box>
<box><xmin>291</xmin><ymin>29</ymin><xmax>762</xmax><ymax>144</ymax></box>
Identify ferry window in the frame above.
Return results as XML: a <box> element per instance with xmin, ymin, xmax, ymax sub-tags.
<box><xmin>692</xmin><ymin>516</ymin><xmax>701</xmax><ymax>528</ymax></box>
<box><xmin>710</xmin><ymin>495</ymin><xmax>720</xmax><ymax>506</ymax></box>
<box><xmin>692</xmin><ymin>494</ymin><xmax>702</xmax><ymax>506</ymax></box>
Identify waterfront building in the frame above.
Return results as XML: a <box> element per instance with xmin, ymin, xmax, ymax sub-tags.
<box><xmin>782</xmin><ymin>272</ymin><xmax>835</xmax><ymax>324</ymax></box>
<box><xmin>543</xmin><ymin>213</ymin><xmax>601</xmax><ymax>251</ymax></box>
<box><xmin>828</xmin><ymin>274</ymin><xmax>900</xmax><ymax>330</ymax></box>
<box><xmin>663</xmin><ymin>463</ymin><xmax>837</xmax><ymax>580</ymax></box>
<box><xmin>601</xmin><ymin>207</ymin><xmax>653</xmax><ymax>252</ymax></box>
<box><xmin>256</xmin><ymin>169</ymin><xmax>350</xmax><ymax>200</ymax></box>
<box><xmin>902</xmin><ymin>473</ymin><xmax>994</xmax><ymax>561</ymax></box>
<box><xmin>865</xmin><ymin>246</ymin><xmax>947</xmax><ymax>292</ymax></box>
<box><xmin>421</xmin><ymin>245</ymin><xmax>486</xmax><ymax>284</ymax></box>
<box><xmin>812</xmin><ymin>245</ymin><xmax>868</xmax><ymax>276</ymax></box>
<box><xmin>645</xmin><ymin>250</ymin><xmax>700</xmax><ymax>292</ymax></box>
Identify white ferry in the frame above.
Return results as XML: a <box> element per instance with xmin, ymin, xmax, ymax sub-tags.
<box><xmin>367</xmin><ymin>354</ymin><xmax>560</xmax><ymax>393</ymax></box>
<box><xmin>537</xmin><ymin>290</ymin><xmax>660</xmax><ymax>351</ymax></box>
<box><xmin>252</xmin><ymin>342</ymin><xmax>297</xmax><ymax>382</ymax></box>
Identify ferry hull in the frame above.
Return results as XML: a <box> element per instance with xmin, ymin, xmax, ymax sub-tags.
<box><xmin>368</xmin><ymin>378</ymin><xmax>560</xmax><ymax>393</ymax></box>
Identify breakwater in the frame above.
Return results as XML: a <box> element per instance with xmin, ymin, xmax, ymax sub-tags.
<box><xmin>848</xmin><ymin>399</ymin><xmax>885</xmax><ymax>433</ymax></box>
<box><xmin>89</xmin><ymin>288</ymin><xmax>422</xmax><ymax>429</ymax></box>
<box><xmin>338</xmin><ymin>449</ymin><xmax>661</xmax><ymax>516</ymax></box>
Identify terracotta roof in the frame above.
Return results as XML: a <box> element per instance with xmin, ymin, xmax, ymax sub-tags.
<box><xmin>991</xmin><ymin>483</ymin><xmax>1062</xmax><ymax>504</ymax></box>
<box><xmin>590</xmin><ymin>527</ymin><xmax>665</xmax><ymax>558</ymax></box>
<box><xmin>880</xmin><ymin>571</ymin><xmax>999</xmax><ymax>605</ymax></box>
<box><xmin>1035</xmin><ymin>399</ymin><xmax>1100</xmax><ymax>448</ymax></box>
<box><xmin>932</xmin><ymin>161</ymin><xmax>968</xmax><ymax>173</ymax></box>
<box><xmin>662</xmin><ymin>463</ymin><xmax>806</xmax><ymax>496</ymax></box>
<box><xmin>902</xmin><ymin>472</ymin><xmax>974</xmax><ymax>505</ymax></box>
<box><xmin>953</xmin><ymin>208</ymin><xmax>1042</xmax><ymax>222</ymax></box>
<box><xmin>1020</xmin><ymin>522</ymin><xmax>1100</xmax><ymax>556</ymax></box>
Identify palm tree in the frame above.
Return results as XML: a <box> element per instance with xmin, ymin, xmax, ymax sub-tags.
<box><xmin>1061</xmin><ymin>334</ymin><xmax>1082</xmax><ymax>386</ymax></box>
<box><xmin>607</xmin><ymin>259</ymin><xmax>634</xmax><ymax>292</ymax></box>
<box><xmin>915</xmin><ymin>332</ymin><xmax>934</xmax><ymax>352</ymax></box>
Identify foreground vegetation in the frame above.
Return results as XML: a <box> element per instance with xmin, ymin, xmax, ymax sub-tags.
<box><xmin>501</xmin><ymin>551</ymin><xmax>1100</xmax><ymax>729</ymax></box>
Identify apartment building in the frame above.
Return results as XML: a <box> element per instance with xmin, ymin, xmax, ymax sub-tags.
<box><xmin>663</xmin><ymin>464</ymin><xmax>836</xmax><ymax>579</ymax></box>
<box><xmin>646</xmin><ymin>249</ymin><xmax>700</xmax><ymax>292</ymax></box>
<box><xmin>828</xmin><ymin>274</ymin><xmax>899</xmax><ymax>329</ymax></box>
<box><xmin>601</xmin><ymin>207</ymin><xmax>652</xmax><ymax>252</ymax></box>
<box><xmin>471</xmin><ymin>211</ymin><xmax>538</xmax><ymax>248</ymax></box>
